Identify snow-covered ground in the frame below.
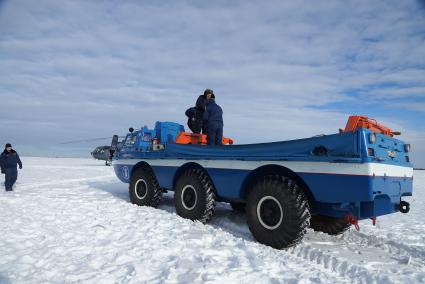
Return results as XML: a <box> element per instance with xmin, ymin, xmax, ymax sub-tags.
<box><xmin>0</xmin><ymin>157</ymin><xmax>424</xmax><ymax>284</ymax></box>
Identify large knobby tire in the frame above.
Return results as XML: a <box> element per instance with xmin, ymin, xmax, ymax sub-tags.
<box><xmin>129</xmin><ymin>167</ymin><xmax>162</xmax><ymax>207</ymax></box>
<box><xmin>174</xmin><ymin>169</ymin><xmax>216</xmax><ymax>223</ymax></box>
<box><xmin>246</xmin><ymin>175</ymin><xmax>310</xmax><ymax>249</ymax></box>
<box><xmin>310</xmin><ymin>215</ymin><xmax>351</xmax><ymax>235</ymax></box>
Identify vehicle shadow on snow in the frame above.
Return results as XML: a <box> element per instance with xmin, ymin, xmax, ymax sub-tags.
<box><xmin>90</xmin><ymin>181</ymin><xmax>255</xmax><ymax>241</ymax></box>
<box><xmin>88</xmin><ymin>181</ymin><xmax>361</xmax><ymax>247</ymax></box>
<box><xmin>88</xmin><ymin>180</ymin><xmax>130</xmax><ymax>201</ymax></box>
<box><xmin>154</xmin><ymin>193</ymin><xmax>255</xmax><ymax>241</ymax></box>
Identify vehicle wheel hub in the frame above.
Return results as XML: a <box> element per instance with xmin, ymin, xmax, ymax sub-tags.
<box><xmin>257</xmin><ymin>196</ymin><xmax>283</xmax><ymax>230</ymax></box>
<box><xmin>181</xmin><ymin>185</ymin><xmax>197</xmax><ymax>210</ymax></box>
<box><xmin>135</xmin><ymin>179</ymin><xmax>148</xmax><ymax>199</ymax></box>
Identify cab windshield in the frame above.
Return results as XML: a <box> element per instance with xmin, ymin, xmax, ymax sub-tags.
<box><xmin>124</xmin><ymin>133</ymin><xmax>137</xmax><ymax>146</ymax></box>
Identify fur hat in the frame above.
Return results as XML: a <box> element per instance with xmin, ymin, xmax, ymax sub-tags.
<box><xmin>203</xmin><ymin>89</ymin><xmax>214</xmax><ymax>96</ymax></box>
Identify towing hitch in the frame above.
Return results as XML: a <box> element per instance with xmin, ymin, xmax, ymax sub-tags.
<box><xmin>344</xmin><ymin>215</ymin><xmax>360</xmax><ymax>231</ymax></box>
<box><xmin>399</xmin><ymin>201</ymin><xmax>410</xmax><ymax>213</ymax></box>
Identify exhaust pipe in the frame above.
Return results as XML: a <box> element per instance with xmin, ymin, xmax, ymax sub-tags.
<box><xmin>399</xmin><ymin>201</ymin><xmax>410</xmax><ymax>214</ymax></box>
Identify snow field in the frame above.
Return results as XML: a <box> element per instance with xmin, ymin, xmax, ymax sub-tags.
<box><xmin>0</xmin><ymin>157</ymin><xmax>424</xmax><ymax>284</ymax></box>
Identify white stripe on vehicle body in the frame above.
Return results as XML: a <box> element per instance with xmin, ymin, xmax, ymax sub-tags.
<box><xmin>113</xmin><ymin>159</ymin><xmax>413</xmax><ymax>178</ymax></box>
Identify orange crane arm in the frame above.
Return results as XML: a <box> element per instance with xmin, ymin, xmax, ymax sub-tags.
<box><xmin>342</xmin><ymin>115</ymin><xmax>400</xmax><ymax>137</ymax></box>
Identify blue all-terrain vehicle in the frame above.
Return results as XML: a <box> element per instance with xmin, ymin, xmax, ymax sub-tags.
<box><xmin>111</xmin><ymin>117</ymin><xmax>413</xmax><ymax>249</ymax></box>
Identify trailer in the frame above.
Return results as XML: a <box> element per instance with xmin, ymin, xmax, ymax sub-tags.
<box><xmin>111</xmin><ymin>118</ymin><xmax>413</xmax><ymax>249</ymax></box>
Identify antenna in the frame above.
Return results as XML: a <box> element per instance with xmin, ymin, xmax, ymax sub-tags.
<box><xmin>60</xmin><ymin>136</ymin><xmax>125</xmax><ymax>145</ymax></box>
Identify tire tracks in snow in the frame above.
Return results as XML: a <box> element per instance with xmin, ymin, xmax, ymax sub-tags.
<box><xmin>208</xmin><ymin>206</ymin><xmax>422</xmax><ymax>284</ymax></box>
<box><xmin>157</xmin><ymin>199</ymin><xmax>351</xmax><ymax>283</ymax></box>
<box><xmin>289</xmin><ymin>240</ymin><xmax>393</xmax><ymax>284</ymax></box>
<box><xmin>290</xmin><ymin>228</ymin><xmax>425</xmax><ymax>283</ymax></box>
<box><xmin>343</xmin><ymin>229</ymin><xmax>425</xmax><ymax>265</ymax></box>
<box><xmin>209</xmin><ymin>208</ymin><xmax>358</xmax><ymax>283</ymax></box>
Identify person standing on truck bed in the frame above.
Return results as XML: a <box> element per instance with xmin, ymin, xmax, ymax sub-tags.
<box><xmin>0</xmin><ymin>143</ymin><xmax>23</xmax><ymax>191</ymax></box>
<box><xmin>203</xmin><ymin>94</ymin><xmax>224</xmax><ymax>145</ymax></box>
<box><xmin>195</xmin><ymin>89</ymin><xmax>215</xmax><ymax>134</ymax></box>
<box><xmin>185</xmin><ymin>107</ymin><xmax>201</xmax><ymax>134</ymax></box>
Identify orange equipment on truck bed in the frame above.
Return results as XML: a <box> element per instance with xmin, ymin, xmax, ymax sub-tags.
<box><xmin>342</xmin><ymin>115</ymin><xmax>400</xmax><ymax>137</ymax></box>
<box><xmin>175</xmin><ymin>132</ymin><xmax>234</xmax><ymax>145</ymax></box>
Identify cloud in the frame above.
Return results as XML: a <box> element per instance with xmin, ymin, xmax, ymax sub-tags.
<box><xmin>0</xmin><ymin>0</ymin><xmax>424</xmax><ymax>165</ymax></box>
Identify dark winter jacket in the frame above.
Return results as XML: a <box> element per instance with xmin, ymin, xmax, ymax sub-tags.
<box><xmin>194</xmin><ymin>95</ymin><xmax>214</xmax><ymax>133</ymax></box>
<box><xmin>203</xmin><ymin>99</ymin><xmax>223</xmax><ymax>128</ymax></box>
<box><xmin>185</xmin><ymin>107</ymin><xmax>201</xmax><ymax>133</ymax></box>
<box><xmin>185</xmin><ymin>107</ymin><xmax>196</xmax><ymax>119</ymax></box>
<box><xmin>0</xmin><ymin>150</ymin><xmax>22</xmax><ymax>170</ymax></box>
<box><xmin>196</xmin><ymin>95</ymin><xmax>208</xmax><ymax>112</ymax></box>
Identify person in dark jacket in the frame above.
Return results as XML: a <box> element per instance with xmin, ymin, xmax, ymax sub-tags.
<box><xmin>0</xmin><ymin>143</ymin><xmax>22</xmax><ymax>191</ymax></box>
<box><xmin>185</xmin><ymin>107</ymin><xmax>201</xmax><ymax>134</ymax></box>
<box><xmin>195</xmin><ymin>89</ymin><xmax>215</xmax><ymax>134</ymax></box>
<box><xmin>203</xmin><ymin>97</ymin><xmax>224</xmax><ymax>145</ymax></box>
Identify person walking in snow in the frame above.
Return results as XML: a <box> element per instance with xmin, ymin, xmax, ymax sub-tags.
<box><xmin>0</xmin><ymin>143</ymin><xmax>23</xmax><ymax>191</ymax></box>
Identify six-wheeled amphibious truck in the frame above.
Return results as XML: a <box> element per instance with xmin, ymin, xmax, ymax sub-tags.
<box><xmin>112</xmin><ymin>116</ymin><xmax>413</xmax><ymax>249</ymax></box>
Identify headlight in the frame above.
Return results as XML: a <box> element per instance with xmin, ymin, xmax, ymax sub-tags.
<box><xmin>369</xmin><ymin>133</ymin><xmax>377</xmax><ymax>144</ymax></box>
<box><xmin>404</xmin><ymin>144</ymin><xmax>411</xmax><ymax>152</ymax></box>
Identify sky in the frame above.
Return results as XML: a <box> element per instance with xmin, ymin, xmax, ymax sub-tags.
<box><xmin>0</xmin><ymin>0</ymin><xmax>424</xmax><ymax>166</ymax></box>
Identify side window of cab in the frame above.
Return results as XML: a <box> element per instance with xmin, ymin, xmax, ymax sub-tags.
<box><xmin>124</xmin><ymin>133</ymin><xmax>138</xmax><ymax>147</ymax></box>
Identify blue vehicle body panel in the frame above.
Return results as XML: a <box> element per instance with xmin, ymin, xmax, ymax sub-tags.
<box><xmin>162</xmin><ymin>131</ymin><xmax>360</xmax><ymax>161</ymax></box>
<box><xmin>113</xmin><ymin>122</ymin><xmax>413</xmax><ymax>220</ymax></box>
<box><xmin>119</xmin><ymin>130</ymin><xmax>361</xmax><ymax>162</ymax></box>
